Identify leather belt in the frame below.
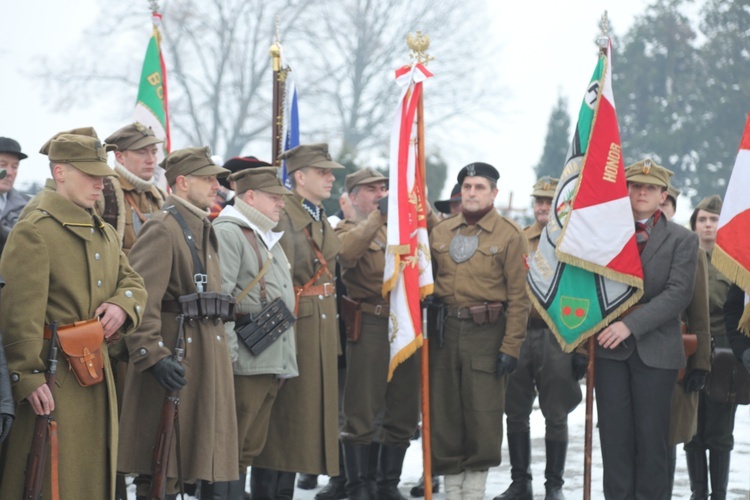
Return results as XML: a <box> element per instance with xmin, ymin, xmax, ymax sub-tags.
<box><xmin>359</xmin><ymin>301</ymin><xmax>390</xmax><ymax>317</ymax></box>
<box><xmin>527</xmin><ymin>317</ymin><xmax>548</xmax><ymax>330</ymax></box>
<box><xmin>445</xmin><ymin>306</ymin><xmax>474</xmax><ymax>319</ymax></box>
<box><xmin>296</xmin><ymin>282</ymin><xmax>335</xmax><ymax>298</ymax></box>
<box><xmin>161</xmin><ymin>300</ymin><xmax>182</xmax><ymax>314</ymax></box>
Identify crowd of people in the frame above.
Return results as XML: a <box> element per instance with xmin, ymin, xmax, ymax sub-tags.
<box><xmin>0</xmin><ymin>125</ymin><xmax>748</xmax><ymax>500</ymax></box>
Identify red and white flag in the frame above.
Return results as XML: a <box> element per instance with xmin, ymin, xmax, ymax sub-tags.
<box><xmin>383</xmin><ymin>63</ymin><xmax>434</xmax><ymax>380</ymax></box>
<box><xmin>556</xmin><ymin>39</ymin><xmax>644</xmax><ymax>289</ymax></box>
<box><xmin>713</xmin><ymin>113</ymin><xmax>750</xmax><ymax>333</ymax></box>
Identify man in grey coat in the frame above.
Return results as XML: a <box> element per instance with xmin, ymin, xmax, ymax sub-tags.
<box><xmin>595</xmin><ymin>159</ymin><xmax>699</xmax><ymax>499</ymax></box>
<box><xmin>0</xmin><ymin>137</ymin><xmax>30</xmax><ymax>256</ymax></box>
<box><xmin>213</xmin><ymin>166</ymin><xmax>299</xmax><ymax>499</ymax></box>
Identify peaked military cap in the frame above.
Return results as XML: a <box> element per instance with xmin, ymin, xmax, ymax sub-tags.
<box><xmin>46</xmin><ymin>133</ymin><xmax>117</xmax><ymax>177</ymax></box>
<box><xmin>230</xmin><ymin>166</ymin><xmax>291</xmax><ymax>196</ymax></box>
<box><xmin>220</xmin><ymin>156</ymin><xmax>272</xmax><ymax>190</ymax></box>
<box><xmin>457</xmin><ymin>162</ymin><xmax>499</xmax><ymax>185</ymax></box>
<box><xmin>531</xmin><ymin>176</ymin><xmax>559</xmax><ymax>198</ymax></box>
<box><xmin>162</xmin><ymin>147</ymin><xmax>230</xmax><ymax>185</ymax></box>
<box><xmin>625</xmin><ymin>158</ymin><xmax>673</xmax><ymax>188</ymax></box>
<box><xmin>345</xmin><ymin>168</ymin><xmax>388</xmax><ymax>194</ymax></box>
<box><xmin>105</xmin><ymin>122</ymin><xmax>163</xmax><ymax>151</ymax></box>
<box><xmin>0</xmin><ymin>137</ymin><xmax>27</xmax><ymax>160</ymax></box>
<box><xmin>39</xmin><ymin>126</ymin><xmax>99</xmax><ymax>155</ymax></box>
<box><xmin>695</xmin><ymin>194</ymin><xmax>722</xmax><ymax>215</ymax></box>
<box><xmin>278</xmin><ymin>143</ymin><xmax>345</xmax><ymax>173</ymax></box>
<box><xmin>667</xmin><ymin>184</ymin><xmax>681</xmax><ymax>201</ymax></box>
<box><xmin>435</xmin><ymin>183</ymin><xmax>462</xmax><ymax>214</ymax></box>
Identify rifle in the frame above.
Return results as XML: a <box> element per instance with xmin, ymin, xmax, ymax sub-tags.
<box><xmin>149</xmin><ymin>315</ymin><xmax>186</xmax><ymax>500</ymax></box>
<box><xmin>23</xmin><ymin>321</ymin><xmax>59</xmax><ymax>500</ymax></box>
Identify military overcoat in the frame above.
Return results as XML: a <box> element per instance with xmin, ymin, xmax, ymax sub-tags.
<box><xmin>117</xmin><ymin>195</ymin><xmax>239</xmax><ymax>483</ymax></box>
<box><xmin>251</xmin><ymin>192</ymin><xmax>341</xmax><ymax>475</ymax></box>
<box><xmin>0</xmin><ymin>191</ymin><xmax>146</xmax><ymax>500</ymax></box>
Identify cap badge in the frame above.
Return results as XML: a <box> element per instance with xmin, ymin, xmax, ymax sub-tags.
<box><xmin>642</xmin><ymin>159</ymin><xmax>652</xmax><ymax>175</ymax></box>
<box><xmin>467</xmin><ymin>164</ymin><xmax>476</xmax><ymax>177</ymax></box>
<box><xmin>134</xmin><ymin>122</ymin><xmax>146</xmax><ymax>132</ymax></box>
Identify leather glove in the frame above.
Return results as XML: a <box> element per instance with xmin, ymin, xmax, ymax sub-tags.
<box><xmin>0</xmin><ymin>413</ymin><xmax>13</xmax><ymax>443</ymax></box>
<box><xmin>572</xmin><ymin>353</ymin><xmax>588</xmax><ymax>381</ymax></box>
<box><xmin>150</xmin><ymin>356</ymin><xmax>187</xmax><ymax>392</ymax></box>
<box><xmin>683</xmin><ymin>369</ymin><xmax>708</xmax><ymax>393</ymax></box>
<box><xmin>378</xmin><ymin>196</ymin><xmax>389</xmax><ymax>216</ymax></box>
<box><xmin>496</xmin><ymin>353</ymin><xmax>518</xmax><ymax>379</ymax></box>
<box><xmin>743</xmin><ymin>349</ymin><xmax>750</xmax><ymax>374</ymax></box>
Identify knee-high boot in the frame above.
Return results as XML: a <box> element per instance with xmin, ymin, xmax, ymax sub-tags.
<box><xmin>376</xmin><ymin>443</ymin><xmax>408</xmax><ymax>499</ymax></box>
<box><xmin>544</xmin><ymin>440</ymin><xmax>567</xmax><ymax>500</ymax></box>
<box><xmin>493</xmin><ymin>432</ymin><xmax>533</xmax><ymax>500</ymax></box>
<box><xmin>343</xmin><ymin>441</ymin><xmax>373</xmax><ymax>500</ymax></box>
<box><xmin>685</xmin><ymin>448</ymin><xmax>709</xmax><ymax>500</ymax></box>
<box><xmin>708</xmin><ymin>449</ymin><xmax>731</xmax><ymax>500</ymax></box>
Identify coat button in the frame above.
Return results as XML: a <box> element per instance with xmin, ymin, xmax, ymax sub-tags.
<box><xmin>139</xmin><ymin>348</ymin><xmax>147</xmax><ymax>356</ymax></box>
<box><xmin>136</xmin><ymin>305</ymin><xmax>141</xmax><ymax>313</ymax></box>
<box><xmin>318</xmin><ymin>295</ymin><xmax>324</xmax><ymax>300</ymax></box>
<box><xmin>125</xmin><ymin>290</ymin><xmax>133</xmax><ymax>298</ymax></box>
<box><xmin>11</xmin><ymin>373</ymin><xmax>19</xmax><ymax>382</ymax></box>
<box><xmin>188</xmin><ymin>337</ymin><xmax>193</xmax><ymax>343</ymax></box>
<box><xmin>322</xmin><ymin>314</ymin><xmax>327</xmax><ymax>319</ymax></box>
<box><xmin>158</xmin><ymin>341</ymin><xmax>164</xmax><ymax>347</ymax></box>
<box><xmin>216</xmin><ymin>335</ymin><xmax>221</xmax><ymax>341</ymax></box>
<box><xmin>91</xmin><ymin>228</ymin><xmax>95</xmax><ymax>234</ymax></box>
<box><xmin>95</xmin><ymin>253</ymin><xmax>101</xmax><ymax>260</ymax></box>
<box><xmin>97</xmin><ymin>280</ymin><xmax>103</xmax><ymax>287</ymax></box>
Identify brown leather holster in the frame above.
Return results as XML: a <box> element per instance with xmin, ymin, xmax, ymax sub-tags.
<box><xmin>678</xmin><ymin>333</ymin><xmax>698</xmax><ymax>382</ymax></box>
<box><xmin>341</xmin><ymin>295</ymin><xmax>363</xmax><ymax>342</ymax></box>
<box><xmin>48</xmin><ymin>319</ymin><xmax>105</xmax><ymax>387</ymax></box>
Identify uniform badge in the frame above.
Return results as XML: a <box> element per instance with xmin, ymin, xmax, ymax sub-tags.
<box><xmin>642</xmin><ymin>159</ymin><xmax>652</xmax><ymax>175</ymax></box>
<box><xmin>449</xmin><ymin>228</ymin><xmax>481</xmax><ymax>263</ymax></box>
<box><xmin>489</xmin><ymin>246</ymin><xmax>498</xmax><ymax>255</ymax></box>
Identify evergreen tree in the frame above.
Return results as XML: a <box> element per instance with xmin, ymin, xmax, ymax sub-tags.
<box><xmin>534</xmin><ymin>95</ymin><xmax>571</xmax><ymax>179</ymax></box>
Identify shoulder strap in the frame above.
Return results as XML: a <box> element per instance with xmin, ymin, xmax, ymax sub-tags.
<box><xmin>100</xmin><ymin>177</ymin><xmax>119</xmax><ymax>228</ymax></box>
<box><xmin>167</xmin><ymin>206</ymin><xmax>206</xmax><ymax>290</ymax></box>
<box><xmin>303</xmin><ymin>227</ymin><xmax>333</xmax><ymax>281</ymax></box>
<box><xmin>124</xmin><ymin>192</ymin><xmax>149</xmax><ymax>223</ymax></box>
<box><xmin>236</xmin><ymin>228</ymin><xmax>271</xmax><ymax>305</ymax></box>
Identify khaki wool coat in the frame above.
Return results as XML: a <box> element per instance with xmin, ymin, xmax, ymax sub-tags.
<box><xmin>0</xmin><ymin>191</ymin><xmax>146</xmax><ymax>500</ymax></box>
<box><xmin>251</xmin><ymin>193</ymin><xmax>342</xmax><ymax>476</ymax></box>
<box><xmin>117</xmin><ymin>195</ymin><xmax>238</xmax><ymax>483</ymax></box>
<box><xmin>669</xmin><ymin>249</ymin><xmax>711</xmax><ymax>445</ymax></box>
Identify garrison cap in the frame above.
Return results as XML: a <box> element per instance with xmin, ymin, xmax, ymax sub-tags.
<box><xmin>345</xmin><ymin>168</ymin><xmax>388</xmax><ymax>194</ymax></box>
<box><xmin>46</xmin><ymin>134</ymin><xmax>117</xmax><ymax>177</ymax></box>
<box><xmin>435</xmin><ymin>183</ymin><xmax>461</xmax><ymax>214</ymax></box>
<box><xmin>278</xmin><ymin>143</ymin><xmax>345</xmax><ymax>173</ymax></box>
<box><xmin>457</xmin><ymin>162</ymin><xmax>499</xmax><ymax>185</ymax></box>
<box><xmin>0</xmin><ymin>137</ymin><xmax>27</xmax><ymax>160</ymax></box>
<box><xmin>625</xmin><ymin>158</ymin><xmax>673</xmax><ymax>188</ymax></box>
<box><xmin>667</xmin><ymin>184</ymin><xmax>681</xmax><ymax>201</ymax></box>
<box><xmin>230</xmin><ymin>167</ymin><xmax>291</xmax><ymax>196</ymax></box>
<box><xmin>105</xmin><ymin>122</ymin><xmax>163</xmax><ymax>151</ymax></box>
<box><xmin>162</xmin><ymin>147</ymin><xmax>230</xmax><ymax>185</ymax></box>
<box><xmin>531</xmin><ymin>176</ymin><xmax>559</xmax><ymax>198</ymax></box>
<box><xmin>39</xmin><ymin>126</ymin><xmax>99</xmax><ymax>155</ymax></box>
<box><xmin>220</xmin><ymin>156</ymin><xmax>272</xmax><ymax>190</ymax></box>
<box><xmin>695</xmin><ymin>194</ymin><xmax>722</xmax><ymax>215</ymax></box>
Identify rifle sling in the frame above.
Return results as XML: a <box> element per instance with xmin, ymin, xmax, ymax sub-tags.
<box><xmin>236</xmin><ymin>228</ymin><xmax>271</xmax><ymax>305</ymax></box>
<box><xmin>167</xmin><ymin>206</ymin><xmax>205</xmax><ymax>288</ymax></box>
<box><xmin>50</xmin><ymin>419</ymin><xmax>60</xmax><ymax>500</ymax></box>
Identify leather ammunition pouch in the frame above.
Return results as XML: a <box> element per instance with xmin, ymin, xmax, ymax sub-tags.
<box><xmin>341</xmin><ymin>296</ymin><xmax>363</xmax><ymax>342</ymax></box>
<box><xmin>53</xmin><ymin>319</ymin><xmax>105</xmax><ymax>387</ymax></box>
<box><xmin>446</xmin><ymin>302</ymin><xmax>505</xmax><ymax>325</ymax></box>
<box><xmin>678</xmin><ymin>333</ymin><xmax>698</xmax><ymax>382</ymax></box>
<box><xmin>704</xmin><ymin>347</ymin><xmax>750</xmax><ymax>405</ymax></box>
<box><xmin>234</xmin><ymin>298</ymin><xmax>296</xmax><ymax>356</ymax></box>
<box><xmin>176</xmin><ymin>292</ymin><xmax>235</xmax><ymax>320</ymax></box>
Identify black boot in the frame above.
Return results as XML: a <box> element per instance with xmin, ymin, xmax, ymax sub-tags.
<box><xmin>367</xmin><ymin>442</ymin><xmax>379</xmax><ymax>498</ymax></box>
<box><xmin>709</xmin><ymin>449</ymin><xmax>731</xmax><ymax>500</ymax></box>
<box><xmin>376</xmin><ymin>444</ymin><xmax>408</xmax><ymax>500</ymax></box>
<box><xmin>686</xmin><ymin>448</ymin><xmax>709</xmax><ymax>500</ymax></box>
<box><xmin>409</xmin><ymin>473</ymin><xmax>440</xmax><ymax>497</ymax></box>
<box><xmin>544</xmin><ymin>440</ymin><xmax>567</xmax><ymax>500</ymax></box>
<box><xmin>250</xmin><ymin>467</ymin><xmax>279</xmax><ymax>500</ymax></box>
<box><xmin>298</xmin><ymin>472</ymin><xmax>319</xmax><ymax>490</ymax></box>
<box><xmin>317</xmin><ymin>441</ymin><xmax>348</xmax><ymax>499</ymax></box>
<box><xmin>667</xmin><ymin>445</ymin><xmax>677</xmax><ymax>497</ymax></box>
<box><xmin>229</xmin><ymin>473</ymin><xmax>247</xmax><ymax>500</ymax></box>
<box><xmin>493</xmin><ymin>432</ymin><xmax>533</xmax><ymax>500</ymax></box>
<box><xmin>343</xmin><ymin>441</ymin><xmax>373</xmax><ymax>500</ymax></box>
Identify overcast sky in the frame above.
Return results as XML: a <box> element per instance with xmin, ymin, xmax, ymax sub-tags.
<box><xmin>5</xmin><ymin>0</ymin><xmax>701</xmax><ymax>221</ymax></box>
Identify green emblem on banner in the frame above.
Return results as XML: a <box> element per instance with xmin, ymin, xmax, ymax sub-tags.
<box><xmin>560</xmin><ymin>296</ymin><xmax>590</xmax><ymax>329</ymax></box>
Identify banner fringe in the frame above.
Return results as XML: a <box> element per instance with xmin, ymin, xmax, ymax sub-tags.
<box><xmin>712</xmin><ymin>247</ymin><xmax>750</xmax><ymax>336</ymax></box>
<box><xmin>387</xmin><ymin>334</ymin><xmax>423</xmax><ymax>382</ymax></box>
<box><xmin>557</xmin><ymin>252</ymin><xmax>644</xmax><ymax>289</ymax></box>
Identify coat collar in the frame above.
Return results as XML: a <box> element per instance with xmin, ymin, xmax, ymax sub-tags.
<box><xmin>216</xmin><ymin>204</ymin><xmax>284</xmax><ymax>250</ymax></box>
<box><xmin>37</xmin><ymin>191</ymin><xmax>105</xmax><ymax>241</ymax></box>
<box><xmin>283</xmin><ymin>191</ymin><xmax>319</xmax><ymax>232</ymax></box>
<box><xmin>443</xmin><ymin>207</ymin><xmax>500</xmax><ymax>233</ymax></box>
<box><xmin>639</xmin><ymin>214</ymin><xmax>669</xmax><ymax>265</ymax></box>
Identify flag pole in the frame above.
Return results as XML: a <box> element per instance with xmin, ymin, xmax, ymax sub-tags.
<box><xmin>583</xmin><ymin>15</ymin><xmax>611</xmax><ymax>500</ymax></box>
<box><xmin>406</xmin><ymin>30</ymin><xmax>434</xmax><ymax>500</ymax></box>
<box><xmin>269</xmin><ymin>17</ymin><xmax>285</xmax><ymax>166</ymax></box>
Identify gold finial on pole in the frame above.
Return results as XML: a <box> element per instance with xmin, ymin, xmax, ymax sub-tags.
<box><xmin>270</xmin><ymin>16</ymin><xmax>281</xmax><ymax>72</ymax></box>
<box><xmin>406</xmin><ymin>31</ymin><xmax>434</xmax><ymax>65</ymax></box>
<box><xmin>597</xmin><ymin>11</ymin><xmax>610</xmax><ymax>51</ymax></box>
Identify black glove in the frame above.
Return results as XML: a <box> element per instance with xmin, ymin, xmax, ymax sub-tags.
<box><xmin>0</xmin><ymin>413</ymin><xmax>13</xmax><ymax>443</ymax></box>
<box><xmin>496</xmin><ymin>353</ymin><xmax>518</xmax><ymax>379</ymax></box>
<box><xmin>683</xmin><ymin>369</ymin><xmax>708</xmax><ymax>393</ymax></box>
<box><xmin>572</xmin><ymin>353</ymin><xmax>588</xmax><ymax>381</ymax></box>
<box><xmin>150</xmin><ymin>356</ymin><xmax>187</xmax><ymax>392</ymax></box>
<box><xmin>743</xmin><ymin>350</ymin><xmax>750</xmax><ymax>374</ymax></box>
<box><xmin>378</xmin><ymin>195</ymin><xmax>389</xmax><ymax>216</ymax></box>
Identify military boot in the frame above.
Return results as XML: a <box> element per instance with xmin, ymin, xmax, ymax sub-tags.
<box><xmin>250</xmin><ymin>467</ymin><xmax>280</xmax><ymax>500</ymax></box>
<box><xmin>376</xmin><ymin>444</ymin><xmax>409</xmax><ymax>499</ymax></box>
<box><xmin>276</xmin><ymin>471</ymin><xmax>296</xmax><ymax>500</ymax></box>
<box><xmin>343</xmin><ymin>441</ymin><xmax>374</xmax><ymax>499</ymax></box>
<box><xmin>409</xmin><ymin>473</ymin><xmax>440</xmax><ymax>497</ymax></box>
<box><xmin>685</xmin><ymin>448</ymin><xmax>709</xmax><ymax>500</ymax></box>
<box><xmin>366</xmin><ymin>441</ymin><xmax>379</xmax><ymax>497</ymax></box>
<box><xmin>316</xmin><ymin>441</ymin><xmax>348</xmax><ymax>499</ymax></box>
<box><xmin>708</xmin><ymin>449</ymin><xmax>731</xmax><ymax>500</ymax></box>
<box><xmin>493</xmin><ymin>432</ymin><xmax>533</xmax><ymax>500</ymax></box>
<box><xmin>544</xmin><ymin>440</ymin><xmax>567</xmax><ymax>500</ymax></box>
<box><xmin>298</xmin><ymin>473</ymin><xmax>319</xmax><ymax>490</ymax></box>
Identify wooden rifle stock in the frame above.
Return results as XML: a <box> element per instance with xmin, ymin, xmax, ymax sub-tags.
<box><xmin>23</xmin><ymin>321</ymin><xmax>59</xmax><ymax>500</ymax></box>
<box><xmin>149</xmin><ymin>316</ymin><xmax>186</xmax><ymax>500</ymax></box>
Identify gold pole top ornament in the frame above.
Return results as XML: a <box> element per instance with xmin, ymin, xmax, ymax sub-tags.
<box><xmin>270</xmin><ymin>16</ymin><xmax>281</xmax><ymax>72</ymax></box>
<box><xmin>406</xmin><ymin>31</ymin><xmax>434</xmax><ymax>65</ymax></box>
<box><xmin>597</xmin><ymin>11</ymin><xmax>609</xmax><ymax>52</ymax></box>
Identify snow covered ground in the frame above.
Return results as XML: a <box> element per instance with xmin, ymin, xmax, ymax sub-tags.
<box><xmin>128</xmin><ymin>385</ymin><xmax>750</xmax><ymax>499</ymax></box>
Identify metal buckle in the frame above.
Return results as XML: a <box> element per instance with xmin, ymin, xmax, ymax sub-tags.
<box><xmin>374</xmin><ymin>304</ymin><xmax>383</xmax><ymax>316</ymax></box>
<box><xmin>194</xmin><ymin>273</ymin><xmax>208</xmax><ymax>293</ymax></box>
<box><xmin>456</xmin><ymin>307</ymin><xmax>470</xmax><ymax>319</ymax></box>
<box><xmin>323</xmin><ymin>282</ymin><xmax>334</xmax><ymax>296</ymax></box>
